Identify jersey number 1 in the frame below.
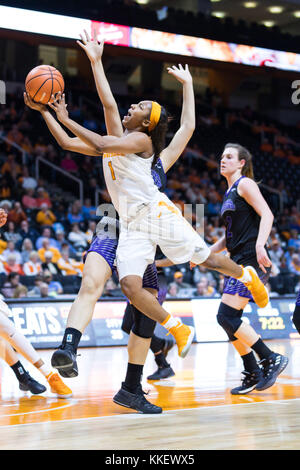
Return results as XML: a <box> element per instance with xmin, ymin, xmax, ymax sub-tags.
<box><xmin>108</xmin><ymin>161</ymin><xmax>116</xmax><ymax>180</ymax></box>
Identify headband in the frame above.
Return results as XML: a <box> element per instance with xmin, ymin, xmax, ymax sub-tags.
<box><xmin>148</xmin><ymin>101</ymin><xmax>162</xmax><ymax>132</ymax></box>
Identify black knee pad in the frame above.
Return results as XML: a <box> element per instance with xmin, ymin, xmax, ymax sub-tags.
<box><xmin>121</xmin><ymin>303</ymin><xmax>134</xmax><ymax>335</ymax></box>
<box><xmin>131</xmin><ymin>305</ymin><xmax>156</xmax><ymax>339</ymax></box>
<box><xmin>217</xmin><ymin>302</ymin><xmax>243</xmax><ymax>341</ymax></box>
<box><xmin>293</xmin><ymin>305</ymin><xmax>300</xmax><ymax>334</ymax></box>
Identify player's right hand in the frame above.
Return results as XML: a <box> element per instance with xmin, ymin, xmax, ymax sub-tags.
<box><xmin>77</xmin><ymin>27</ymin><xmax>105</xmax><ymax>64</ymax></box>
<box><xmin>167</xmin><ymin>64</ymin><xmax>192</xmax><ymax>85</ymax></box>
<box><xmin>23</xmin><ymin>92</ymin><xmax>46</xmax><ymax>112</ymax></box>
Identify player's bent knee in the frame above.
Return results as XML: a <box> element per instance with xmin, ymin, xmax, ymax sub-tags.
<box><xmin>80</xmin><ymin>275</ymin><xmax>103</xmax><ymax>298</ymax></box>
<box><xmin>120</xmin><ymin>278</ymin><xmax>140</xmax><ymax>302</ymax></box>
<box><xmin>131</xmin><ymin>306</ymin><xmax>156</xmax><ymax>339</ymax></box>
<box><xmin>217</xmin><ymin>302</ymin><xmax>243</xmax><ymax>340</ymax></box>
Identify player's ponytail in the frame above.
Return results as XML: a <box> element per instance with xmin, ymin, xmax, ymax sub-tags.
<box><xmin>148</xmin><ymin>105</ymin><xmax>168</xmax><ymax>168</ymax></box>
<box><xmin>224</xmin><ymin>143</ymin><xmax>254</xmax><ymax>180</ymax></box>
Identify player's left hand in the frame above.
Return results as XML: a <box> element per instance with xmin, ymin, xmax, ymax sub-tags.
<box><xmin>167</xmin><ymin>64</ymin><xmax>192</xmax><ymax>85</ymax></box>
<box><xmin>48</xmin><ymin>92</ymin><xmax>69</xmax><ymax>123</ymax></box>
<box><xmin>0</xmin><ymin>208</ymin><xmax>7</xmax><ymax>227</ymax></box>
<box><xmin>77</xmin><ymin>27</ymin><xmax>105</xmax><ymax>64</ymax></box>
<box><xmin>256</xmin><ymin>245</ymin><xmax>272</xmax><ymax>274</ymax></box>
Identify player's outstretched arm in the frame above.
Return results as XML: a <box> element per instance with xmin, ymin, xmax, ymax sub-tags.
<box><xmin>48</xmin><ymin>92</ymin><xmax>151</xmax><ymax>155</ymax></box>
<box><xmin>160</xmin><ymin>65</ymin><xmax>195</xmax><ymax>172</ymax></box>
<box><xmin>77</xmin><ymin>28</ymin><xmax>123</xmax><ymax>137</ymax></box>
<box><xmin>24</xmin><ymin>92</ymin><xmax>100</xmax><ymax>156</ymax></box>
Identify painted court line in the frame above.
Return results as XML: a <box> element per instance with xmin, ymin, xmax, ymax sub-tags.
<box><xmin>1</xmin><ymin>396</ymin><xmax>300</xmax><ymax>428</ymax></box>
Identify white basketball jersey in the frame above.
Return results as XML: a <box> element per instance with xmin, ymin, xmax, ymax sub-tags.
<box><xmin>102</xmin><ymin>152</ymin><xmax>160</xmax><ymax>222</ymax></box>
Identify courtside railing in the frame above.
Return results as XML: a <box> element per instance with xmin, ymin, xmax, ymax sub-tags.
<box><xmin>35</xmin><ymin>156</ymin><xmax>84</xmax><ymax>204</ymax></box>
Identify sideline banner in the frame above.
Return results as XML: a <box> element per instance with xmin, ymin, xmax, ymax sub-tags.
<box><xmin>6</xmin><ymin>296</ymin><xmax>298</xmax><ymax>349</ymax></box>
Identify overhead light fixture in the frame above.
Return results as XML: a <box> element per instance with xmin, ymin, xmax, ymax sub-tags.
<box><xmin>212</xmin><ymin>11</ymin><xmax>226</xmax><ymax>18</ymax></box>
<box><xmin>268</xmin><ymin>6</ymin><xmax>284</xmax><ymax>14</ymax></box>
<box><xmin>136</xmin><ymin>0</ymin><xmax>149</xmax><ymax>4</ymax></box>
<box><xmin>210</xmin><ymin>0</ymin><xmax>222</xmax><ymax>2</ymax></box>
<box><xmin>293</xmin><ymin>10</ymin><xmax>300</xmax><ymax>17</ymax></box>
<box><xmin>243</xmin><ymin>2</ymin><xmax>257</xmax><ymax>8</ymax></box>
<box><xmin>261</xmin><ymin>20</ymin><xmax>275</xmax><ymax>27</ymax></box>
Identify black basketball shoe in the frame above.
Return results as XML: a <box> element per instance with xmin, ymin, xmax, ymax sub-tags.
<box><xmin>51</xmin><ymin>346</ymin><xmax>78</xmax><ymax>378</ymax></box>
<box><xmin>19</xmin><ymin>372</ymin><xmax>47</xmax><ymax>395</ymax></box>
<box><xmin>255</xmin><ymin>354</ymin><xmax>289</xmax><ymax>391</ymax></box>
<box><xmin>231</xmin><ymin>370</ymin><xmax>262</xmax><ymax>395</ymax></box>
<box><xmin>162</xmin><ymin>338</ymin><xmax>175</xmax><ymax>358</ymax></box>
<box><xmin>113</xmin><ymin>384</ymin><xmax>162</xmax><ymax>414</ymax></box>
<box><xmin>147</xmin><ymin>365</ymin><xmax>175</xmax><ymax>381</ymax></box>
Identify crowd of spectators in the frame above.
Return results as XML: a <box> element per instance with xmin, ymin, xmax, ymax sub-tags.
<box><xmin>0</xmin><ymin>82</ymin><xmax>299</xmax><ymax>301</ymax></box>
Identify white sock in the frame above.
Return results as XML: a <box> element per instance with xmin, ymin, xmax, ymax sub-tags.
<box><xmin>161</xmin><ymin>314</ymin><xmax>182</xmax><ymax>330</ymax></box>
<box><xmin>237</xmin><ymin>266</ymin><xmax>252</xmax><ymax>283</ymax></box>
<box><xmin>38</xmin><ymin>364</ymin><xmax>52</xmax><ymax>378</ymax></box>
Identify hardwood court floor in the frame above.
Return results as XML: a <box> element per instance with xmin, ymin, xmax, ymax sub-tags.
<box><xmin>1</xmin><ymin>339</ymin><xmax>300</xmax><ymax>450</ymax></box>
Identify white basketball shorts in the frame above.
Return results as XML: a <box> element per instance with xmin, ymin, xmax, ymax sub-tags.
<box><xmin>116</xmin><ymin>193</ymin><xmax>210</xmax><ymax>280</ymax></box>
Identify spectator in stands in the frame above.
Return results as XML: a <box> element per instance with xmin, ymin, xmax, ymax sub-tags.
<box><xmin>60</xmin><ymin>152</ymin><xmax>79</xmax><ymax>175</ymax></box>
<box><xmin>38</xmin><ymin>239</ymin><xmax>61</xmax><ymax>264</ymax></box>
<box><xmin>0</xmin><ymin>200</ymin><xmax>12</xmax><ymax>213</ymax></box>
<box><xmin>33</xmin><ymin>136</ymin><xmax>47</xmax><ymax>156</ymax></box>
<box><xmin>41</xmin><ymin>250</ymin><xmax>61</xmax><ymax>276</ymax></box>
<box><xmin>289</xmin><ymin>254</ymin><xmax>300</xmax><ymax>276</ymax></box>
<box><xmin>22</xmin><ymin>188</ymin><xmax>38</xmax><ymax>209</ymax></box>
<box><xmin>36</xmin><ymin>227</ymin><xmax>60</xmax><ymax>250</ymax></box>
<box><xmin>1</xmin><ymin>272</ymin><xmax>25</xmax><ymax>298</ymax></box>
<box><xmin>36</xmin><ymin>187</ymin><xmax>52</xmax><ymax>209</ymax></box>
<box><xmin>68</xmin><ymin>223</ymin><xmax>89</xmax><ymax>251</ymax></box>
<box><xmin>13</xmin><ymin>284</ymin><xmax>28</xmax><ymax>298</ymax></box>
<box><xmin>18</xmin><ymin>166</ymin><xmax>38</xmax><ymax>190</ymax></box>
<box><xmin>2</xmin><ymin>241</ymin><xmax>22</xmax><ymax>265</ymax></box>
<box><xmin>0</xmin><ymin>177</ymin><xmax>12</xmax><ymax>199</ymax></box>
<box><xmin>82</xmin><ymin>198</ymin><xmax>97</xmax><ymax>221</ymax></box>
<box><xmin>166</xmin><ymin>282</ymin><xmax>179</xmax><ymax>299</ymax></box>
<box><xmin>21</xmin><ymin>238</ymin><xmax>34</xmax><ymax>263</ymax></box>
<box><xmin>269</xmin><ymin>239</ymin><xmax>284</xmax><ymax>269</ymax></box>
<box><xmin>27</xmin><ymin>273</ymin><xmax>44</xmax><ymax>297</ymax></box>
<box><xmin>23</xmin><ymin>251</ymin><xmax>42</xmax><ymax>276</ymax></box>
<box><xmin>7</xmin><ymin>202</ymin><xmax>27</xmax><ymax>226</ymax></box>
<box><xmin>57</xmin><ymin>247</ymin><xmax>83</xmax><ymax>276</ymax></box>
<box><xmin>288</xmin><ymin>229</ymin><xmax>300</xmax><ymax>251</ymax></box>
<box><xmin>67</xmin><ymin>201</ymin><xmax>85</xmax><ymax>225</ymax></box>
<box><xmin>43</xmin><ymin>270</ymin><xmax>63</xmax><ymax>295</ymax></box>
<box><xmin>86</xmin><ymin>221</ymin><xmax>96</xmax><ymax>244</ymax></box>
<box><xmin>1</xmin><ymin>153</ymin><xmax>22</xmax><ymax>180</ymax></box>
<box><xmin>173</xmin><ymin>271</ymin><xmax>192</xmax><ymax>290</ymax></box>
<box><xmin>192</xmin><ymin>264</ymin><xmax>216</xmax><ymax>285</ymax></box>
<box><xmin>193</xmin><ymin>278</ymin><xmax>216</xmax><ymax>297</ymax></box>
<box><xmin>18</xmin><ymin>219</ymin><xmax>39</xmax><ymax>246</ymax></box>
<box><xmin>54</xmin><ymin>230</ymin><xmax>76</xmax><ymax>257</ymax></box>
<box><xmin>3</xmin><ymin>221</ymin><xmax>22</xmax><ymax>245</ymax></box>
<box><xmin>36</xmin><ymin>203</ymin><xmax>56</xmax><ymax>226</ymax></box>
<box><xmin>260</xmin><ymin>138</ymin><xmax>273</xmax><ymax>154</ymax></box>
<box><xmin>3</xmin><ymin>253</ymin><xmax>23</xmax><ymax>275</ymax></box>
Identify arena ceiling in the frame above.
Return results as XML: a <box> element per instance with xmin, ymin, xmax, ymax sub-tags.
<box><xmin>138</xmin><ymin>0</ymin><xmax>300</xmax><ymax>35</ymax></box>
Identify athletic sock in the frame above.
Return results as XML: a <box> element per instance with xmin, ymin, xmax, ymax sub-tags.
<box><xmin>61</xmin><ymin>328</ymin><xmax>82</xmax><ymax>353</ymax></box>
<box><xmin>160</xmin><ymin>314</ymin><xmax>182</xmax><ymax>331</ymax></box>
<box><xmin>154</xmin><ymin>352</ymin><xmax>169</xmax><ymax>368</ymax></box>
<box><xmin>251</xmin><ymin>338</ymin><xmax>275</xmax><ymax>361</ymax></box>
<box><xmin>241</xmin><ymin>351</ymin><xmax>260</xmax><ymax>373</ymax></box>
<box><xmin>122</xmin><ymin>363</ymin><xmax>143</xmax><ymax>394</ymax></box>
<box><xmin>11</xmin><ymin>361</ymin><xmax>27</xmax><ymax>382</ymax></box>
<box><xmin>237</xmin><ymin>267</ymin><xmax>252</xmax><ymax>283</ymax></box>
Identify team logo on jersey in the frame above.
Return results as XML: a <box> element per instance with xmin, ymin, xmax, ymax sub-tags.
<box><xmin>221</xmin><ymin>199</ymin><xmax>236</xmax><ymax>216</ymax></box>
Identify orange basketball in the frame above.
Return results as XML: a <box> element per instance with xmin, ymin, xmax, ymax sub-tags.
<box><xmin>25</xmin><ymin>65</ymin><xmax>64</xmax><ymax>104</ymax></box>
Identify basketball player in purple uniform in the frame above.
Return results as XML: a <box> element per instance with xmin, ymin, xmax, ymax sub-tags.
<box><xmin>211</xmin><ymin>143</ymin><xmax>288</xmax><ymax>393</ymax></box>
